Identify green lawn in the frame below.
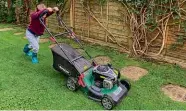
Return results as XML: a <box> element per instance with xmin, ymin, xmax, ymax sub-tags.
<box><xmin>0</xmin><ymin>23</ymin><xmax>186</xmax><ymax>110</ymax></box>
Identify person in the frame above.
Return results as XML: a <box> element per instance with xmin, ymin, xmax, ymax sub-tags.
<box><xmin>23</xmin><ymin>3</ymin><xmax>59</xmax><ymax>64</ymax></box>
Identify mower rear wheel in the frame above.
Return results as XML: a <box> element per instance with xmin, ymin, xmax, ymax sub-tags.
<box><xmin>66</xmin><ymin>77</ymin><xmax>78</xmax><ymax>91</ymax></box>
<box><xmin>101</xmin><ymin>96</ymin><xmax>115</xmax><ymax>110</ymax></box>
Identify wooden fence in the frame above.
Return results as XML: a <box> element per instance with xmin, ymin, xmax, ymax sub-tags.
<box><xmin>47</xmin><ymin>0</ymin><xmax>186</xmax><ymax>68</ymax></box>
<box><xmin>73</xmin><ymin>0</ymin><xmax>131</xmax><ymax>50</ymax></box>
<box><xmin>47</xmin><ymin>0</ymin><xmax>132</xmax><ymax>51</ymax></box>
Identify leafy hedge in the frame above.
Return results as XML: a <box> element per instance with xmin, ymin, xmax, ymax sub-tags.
<box><xmin>0</xmin><ymin>0</ymin><xmax>16</xmax><ymax>23</ymax></box>
<box><xmin>0</xmin><ymin>0</ymin><xmax>8</xmax><ymax>22</ymax></box>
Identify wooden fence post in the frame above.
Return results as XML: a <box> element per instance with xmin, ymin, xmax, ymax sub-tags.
<box><xmin>70</xmin><ymin>0</ymin><xmax>75</xmax><ymax>30</ymax></box>
<box><xmin>105</xmin><ymin>0</ymin><xmax>109</xmax><ymax>43</ymax></box>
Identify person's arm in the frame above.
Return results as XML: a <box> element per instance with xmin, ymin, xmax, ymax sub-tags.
<box><xmin>46</xmin><ymin>11</ymin><xmax>54</xmax><ymax>18</ymax></box>
<box><xmin>46</xmin><ymin>7</ymin><xmax>59</xmax><ymax>18</ymax></box>
<box><xmin>31</xmin><ymin>9</ymin><xmax>47</xmax><ymax>19</ymax></box>
<box><xmin>31</xmin><ymin>7</ymin><xmax>54</xmax><ymax>19</ymax></box>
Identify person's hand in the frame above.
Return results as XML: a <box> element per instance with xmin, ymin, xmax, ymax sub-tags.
<box><xmin>68</xmin><ymin>31</ymin><xmax>76</xmax><ymax>39</ymax></box>
<box><xmin>53</xmin><ymin>7</ymin><xmax>59</xmax><ymax>12</ymax></box>
<box><xmin>47</xmin><ymin>7</ymin><xmax>53</xmax><ymax>12</ymax></box>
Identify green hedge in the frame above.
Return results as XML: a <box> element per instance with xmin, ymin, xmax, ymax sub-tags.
<box><xmin>0</xmin><ymin>0</ymin><xmax>16</xmax><ymax>23</ymax></box>
<box><xmin>0</xmin><ymin>0</ymin><xmax>8</xmax><ymax>22</ymax></box>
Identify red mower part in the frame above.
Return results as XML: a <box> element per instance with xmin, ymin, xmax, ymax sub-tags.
<box><xmin>49</xmin><ymin>37</ymin><xmax>56</xmax><ymax>43</ymax></box>
<box><xmin>78</xmin><ymin>74</ymin><xmax>86</xmax><ymax>87</ymax></box>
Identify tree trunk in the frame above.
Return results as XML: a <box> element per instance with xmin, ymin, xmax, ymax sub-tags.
<box><xmin>15</xmin><ymin>6</ymin><xmax>21</xmax><ymax>24</ymax></box>
<box><xmin>25</xmin><ymin>0</ymin><xmax>30</xmax><ymax>24</ymax></box>
<box><xmin>7</xmin><ymin>0</ymin><xmax>12</xmax><ymax>14</ymax></box>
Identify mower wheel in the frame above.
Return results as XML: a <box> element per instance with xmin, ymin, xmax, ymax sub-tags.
<box><xmin>66</xmin><ymin>77</ymin><xmax>78</xmax><ymax>91</ymax></box>
<box><xmin>101</xmin><ymin>95</ymin><xmax>115</xmax><ymax>110</ymax></box>
<box><xmin>120</xmin><ymin>79</ymin><xmax>131</xmax><ymax>91</ymax></box>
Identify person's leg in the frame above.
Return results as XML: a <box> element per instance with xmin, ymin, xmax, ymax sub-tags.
<box><xmin>24</xmin><ymin>29</ymin><xmax>39</xmax><ymax>63</ymax></box>
<box><xmin>31</xmin><ymin>36</ymin><xmax>39</xmax><ymax>54</ymax></box>
<box><xmin>31</xmin><ymin>36</ymin><xmax>40</xmax><ymax>64</ymax></box>
<box><xmin>23</xmin><ymin>30</ymin><xmax>33</xmax><ymax>56</ymax></box>
<box><xmin>23</xmin><ymin>44</ymin><xmax>32</xmax><ymax>56</ymax></box>
<box><xmin>36</xmin><ymin>36</ymin><xmax>40</xmax><ymax>43</ymax></box>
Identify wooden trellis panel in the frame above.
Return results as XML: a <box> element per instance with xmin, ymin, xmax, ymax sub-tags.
<box><xmin>73</xmin><ymin>0</ymin><xmax>131</xmax><ymax>49</ymax></box>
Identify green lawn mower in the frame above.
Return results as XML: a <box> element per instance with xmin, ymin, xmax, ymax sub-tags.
<box><xmin>39</xmin><ymin>10</ymin><xmax>131</xmax><ymax>110</ymax></box>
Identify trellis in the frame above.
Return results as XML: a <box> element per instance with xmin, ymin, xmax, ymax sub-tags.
<box><xmin>71</xmin><ymin>0</ymin><xmax>131</xmax><ymax>52</ymax></box>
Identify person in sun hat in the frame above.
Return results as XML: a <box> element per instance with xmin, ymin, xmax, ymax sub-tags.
<box><xmin>23</xmin><ymin>3</ymin><xmax>59</xmax><ymax>64</ymax></box>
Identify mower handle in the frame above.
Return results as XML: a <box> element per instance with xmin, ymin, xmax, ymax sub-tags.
<box><xmin>56</xmin><ymin>12</ymin><xmax>93</xmax><ymax>59</ymax></box>
<box><xmin>56</xmin><ymin>11</ymin><xmax>60</xmax><ymax>15</ymax></box>
<box><xmin>39</xmin><ymin>10</ymin><xmax>97</xmax><ymax>67</ymax></box>
<box><xmin>39</xmin><ymin>9</ymin><xmax>49</xmax><ymax>18</ymax></box>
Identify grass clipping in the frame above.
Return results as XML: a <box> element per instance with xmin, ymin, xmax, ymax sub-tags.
<box><xmin>40</xmin><ymin>38</ymin><xmax>49</xmax><ymax>43</ymax></box>
<box><xmin>93</xmin><ymin>56</ymin><xmax>111</xmax><ymax>65</ymax></box>
<box><xmin>162</xmin><ymin>84</ymin><xmax>186</xmax><ymax>102</ymax></box>
<box><xmin>120</xmin><ymin>66</ymin><xmax>148</xmax><ymax>81</ymax></box>
<box><xmin>14</xmin><ymin>32</ymin><xmax>23</xmax><ymax>35</ymax></box>
<box><xmin>0</xmin><ymin>28</ymin><xmax>13</xmax><ymax>31</ymax></box>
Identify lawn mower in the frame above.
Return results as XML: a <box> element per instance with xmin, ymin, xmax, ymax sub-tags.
<box><xmin>39</xmin><ymin>10</ymin><xmax>131</xmax><ymax>110</ymax></box>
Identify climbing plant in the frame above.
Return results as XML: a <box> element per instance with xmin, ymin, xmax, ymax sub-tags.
<box><xmin>83</xmin><ymin>0</ymin><xmax>186</xmax><ymax>56</ymax></box>
<box><xmin>117</xmin><ymin>0</ymin><xmax>186</xmax><ymax>56</ymax></box>
<box><xmin>98</xmin><ymin>0</ymin><xmax>107</xmax><ymax>5</ymax></box>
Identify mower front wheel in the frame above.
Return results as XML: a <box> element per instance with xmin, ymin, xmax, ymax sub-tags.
<box><xmin>66</xmin><ymin>77</ymin><xmax>78</xmax><ymax>91</ymax></box>
<box><xmin>101</xmin><ymin>95</ymin><xmax>115</xmax><ymax>110</ymax></box>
